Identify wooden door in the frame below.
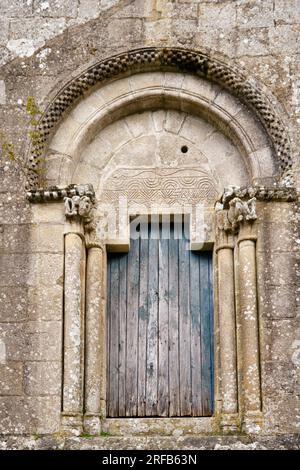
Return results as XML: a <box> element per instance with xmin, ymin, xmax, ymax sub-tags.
<box><xmin>106</xmin><ymin>222</ymin><xmax>213</xmax><ymax>417</ymax></box>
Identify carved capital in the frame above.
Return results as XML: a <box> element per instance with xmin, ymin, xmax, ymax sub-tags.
<box><xmin>216</xmin><ymin>194</ymin><xmax>257</xmax><ymax>235</ymax></box>
<box><xmin>63</xmin><ymin>184</ymin><xmax>96</xmax><ymax>229</ymax></box>
<box><xmin>85</xmin><ymin>229</ymin><xmax>104</xmax><ymax>250</ymax></box>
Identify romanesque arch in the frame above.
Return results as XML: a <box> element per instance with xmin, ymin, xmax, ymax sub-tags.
<box><xmin>26</xmin><ymin>47</ymin><xmax>297</xmax><ymax>436</ymax></box>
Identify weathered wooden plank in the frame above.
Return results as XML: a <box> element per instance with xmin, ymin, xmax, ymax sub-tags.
<box><xmin>125</xmin><ymin>237</ymin><xmax>139</xmax><ymax>416</ymax></box>
<box><xmin>208</xmin><ymin>255</ymin><xmax>214</xmax><ymax>414</ymax></box>
<box><xmin>178</xmin><ymin>235</ymin><xmax>191</xmax><ymax>416</ymax></box>
<box><xmin>118</xmin><ymin>254</ymin><xmax>127</xmax><ymax>416</ymax></box>
<box><xmin>146</xmin><ymin>231</ymin><xmax>159</xmax><ymax>416</ymax></box>
<box><xmin>200</xmin><ymin>253</ymin><xmax>213</xmax><ymax>415</ymax></box>
<box><xmin>137</xmin><ymin>235</ymin><xmax>148</xmax><ymax>416</ymax></box>
<box><xmin>107</xmin><ymin>255</ymin><xmax>119</xmax><ymax>417</ymax></box>
<box><xmin>190</xmin><ymin>250</ymin><xmax>202</xmax><ymax>416</ymax></box>
<box><xmin>168</xmin><ymin>234</ymin><xmax>180</xmax><ymax>417</ymax></box>
<box><xmin>157</xmin><ymin>234</ymin><xmax>169</xmax><ymax>416</ymax></box>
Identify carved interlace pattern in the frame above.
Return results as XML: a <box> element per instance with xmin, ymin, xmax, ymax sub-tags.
<box><xmin>27</xmin><ymin>47</ymin><xmax>293</xmax><ymax>189</ymax></box>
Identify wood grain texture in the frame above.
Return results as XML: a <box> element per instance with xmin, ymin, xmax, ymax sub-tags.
<box><xmin>107</xmin><ymin>223</ymin><xmax>213</xmax><ymax>417</ymax></box>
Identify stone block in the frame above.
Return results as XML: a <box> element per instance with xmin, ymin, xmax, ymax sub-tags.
<box><xmin>262</xmin><ymin>361</ymin><xmax>300</xmax><ymax>396</ymax></box>
<box><xmin>24</xmin><ymin>361</ymin><xmax>61</xmax><ymax>396</ymax></box>
<box><xmin>0</xmin><ymin>0</ymin><xmax>33</xmax><ymax>17</ymax></box>
<box><xmin>0</xmin><ymin>396</ymin><xmax>61</xmax><ymax>434</ymax></box>
<box><xmin>50</xmin><ymin>115</ymin><xmax>80</xmax><ymax>153</ymax></box>
<box><xmin>263</xmin><ymin>394</ymin><xmax>300</xmax><ymax>433</ymax></box>
<box><xmin>28</xmin><ymin>284</ymin><xmax>63</xmax><ymax>321</ymax></box>
<box><xmin>236</xmin><ymin>27</ymin><xmax>270</xmax><ymax>57</ymax></box>
<box><xmin>82</xmin><ymin>135</ymin><xmax>113</xmax><ymax>170</ymax></box>
<box><xmin>0</xmin><ymin>286</ymin><xmax>28</xmax><ymax>322</ymax></box>
<box><xmin>198</xmin><ymin>2</ymin><xmax>237</xmax><ymax>30</ymax></box>
<box><xmin>263</xmin><ymin>252</ymin><xmax>297</xmax><ymax>286</ymax></box>
<box><xmin>164</xmin><ymin>110</ymin><xmax>186</xmax><ymax>135</ymax></box>
<box><xmin>113</xmin><ymin>0</ymin><xmax>152</xmax><ymax>18</ymax></box>
<box><xmin>0</xmin><ymin>362</ymin><xmax>23</xmax><ymax>396</ymax></box>
<box><xmin>130</xmin><ymin>72</ymin><xmax>165</xmax><ymax>92</ymax></box>
<box><xmin>274</xmin><ymin>0</ymin><xmax>300</xmax><ymax>25</ymax></box>
<box><xmin>263</xmin><ymin>319</ymin><xmax>300</xmax><ymax>363</ymax></box>
<box><xmin>0</xmin><ymin>200</ymin><xmax>32</xmax><ymax>225</ymax></box>
<box><xmin>78</xmin><ymin>0</ymin><xmax>100</xmax><ymax>19</ymax></box>
<box><xmin>31</xmin><ymin>202</ymin><xmax>65</xmax><ymax>224</ymax></box>
<box><xmin>33</xmin><ymin>0</ymin><xmax>78</xmax><ymax>18</ymax></box>
<box><xmin>106</xmin><ymin>18</ymin><xmax>143</xmax><ymax>45</ymax></box>
<box><xmin>0</xmin><ymin>323</ymin><xmax>27</xmax><ymax>362</ymax></box>
<box><xmin>0</xmin><ymin>254</ymin><xmax>31</xmax><ymax>287</ymax></box>
<box><xmin>97</xmin><ymin>77</ymin><xmax>131</xmax><ymax>104</ymax></box>
<box><xmin>0</xmin><ymin>397</ymin><xmax>33</xmax><ymax>434</ymax></box>
<box><xmin>269</xmin><ymin>25</ymin><xmax>300</xmax><ymax>54</ymax></box>
<box><xmin>257</xmin><ymin>222</ymin><xmax>296</xmax><ymax>253</ymax></box>
<box><xmin>236</xmin><ymin>1</ymin><xmax>274</xmax><ymax>28</ymax></box>
<box><xmin>182</xmin><ymin>74</ymin><xmax>219</xmax><ymax>103</ymax></box>
<box><xmin>26</xmin><ymin>321</ymin><xmax>62</xmax><ymax>361</ymax></box>
<box><xmin>264</xmin><ymin>284</ymin><xmax>297</xmax><ymax>319</ymax></box>
<box><xmin>72</xmin><ymin>163</ymin><xmax>102</xmax><ymax>189</ymax></box>
<box><xmin>125</xmin><ymin>111</ymin><xmax>153</xmax><ymax>138</ymax></box>
<box><xmin>144</xmin><ymin>18</ymin><xmax>173</xmax><ymax>43</ymax></box>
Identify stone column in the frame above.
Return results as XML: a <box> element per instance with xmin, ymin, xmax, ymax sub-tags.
<box><xmin>61</xmin><ymin>187</ymin><xmax>95</xmax><ymax>435</ymax></box>
<box><xmin>61</xmin><ymin>227</ymin><xmax>86</xmax><ymax>435</ymax></box>
<box><xmin>216</xmin><ymin>216</ymin><xmax>239</xmax><ymax>432</ymax></box>
<box><xmin>83</xmin><ymin>241</ymin><xmax>104</xmax><ymax>434</ymax></box>
<box><xmin>238</xmin><ymin>224</ymin><xmax>262</xmax><ymax>432</ymax></box>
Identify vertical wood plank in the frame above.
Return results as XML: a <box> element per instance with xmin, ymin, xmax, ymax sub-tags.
<box><xmin>146</xmin><ymin>230</ymin><xmax>158</xmax><ymax>416</ymax></box>
<box><xmin>190</xmin><ymin>250</ymin><xmax>202</xmax><ymax>416</ymax></box>
<box><xmin>107</xmin><ymin>255</ymin><xmax>119</xmax><ymax>417</ymax></box>
<box><xmin>158</xmin><ymin>232</ymin><xmax>169</xmax><ymax>416</ymax></box>
<box><xmin>125</xmin><ymin>237</ymin><xmax>139</xmax><ymax>416</ymax></box>
<box><xmin>137</xmin><ymin>234</ymin><xmax>148</xmax><ymax>416</ymax></box>
<box><xmin>200</xmin><ymin>253</ymin><xmax>213</xmax><ymax>415</ymax></box>
<box><xmin>209</xmin><ymin>254</ymin><xmax>214</xmax><ymax>414</ymax></box>
<box><xmin>118</xmin><ymin>254</ymin><xmax>127</xmax><ymax>416</ymax></box>
<box><xmin>168</xmin><ymin>233</ymin><xmax>180</xmax><ymax>417</ymax></box>
<box><xmin>178</xmin><ymin>235</ymin><xmax>191</xmax><ymax>416</ymax></box>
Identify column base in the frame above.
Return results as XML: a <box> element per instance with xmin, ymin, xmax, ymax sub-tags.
<box><xmin>83</xmin><ymin>413</ymin><xmax>102</xmax><ymax>435</ymax></box>
<box><xmin>242</xmin><ymin>411</ymin><xmax>263</xmax><ymax>434</ymax></box>
<box><xmin>220</xmin><ymin>413</ymin><xmax>240</xmax><ymax>433</ymax></box>
<box><xmin>61</xmin><ymin>413</ymin><xmax>83</xmax><ymax>436</ymax></box>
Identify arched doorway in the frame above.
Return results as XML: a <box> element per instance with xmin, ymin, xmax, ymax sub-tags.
<box><xmin>27</xmin><ymin>47</ymin><xmax>294</xmax><ymax>436</ymax></box>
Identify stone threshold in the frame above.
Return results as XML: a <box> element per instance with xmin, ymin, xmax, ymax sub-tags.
<box><xmin>102</xmin><ymin>417</ymin><xmax>214</xmax><ymax>437</ymax></box>
<box><xmin>0</xmin><ymin>434</ymin><xmax>300</xmax><ymax>450</ymax></box>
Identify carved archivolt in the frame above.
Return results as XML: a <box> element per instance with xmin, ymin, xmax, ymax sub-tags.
<box><xmin>27</xmin><ymin>47</ymin><xmax>293</xmax><ymax>189</ymax></box>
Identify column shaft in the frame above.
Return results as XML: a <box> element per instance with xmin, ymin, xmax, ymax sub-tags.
<box><xmin>62</xmin><ymin>232</ymin><xmax>86</xmax><ymax>433</ymax></box>
<box><xmin>239</xmin><ymin>238</ymin><xmax>262</xmax><ymax>429</ymax></box>
<box><xmin>217</xmin><ymin>244</ymin><xmax>238</xmax><ymax>430</ymax></box>
<box><xmin>84</xmin><ymin>246</ymin><xmax>103</xmax><ymax>434</ymax></box>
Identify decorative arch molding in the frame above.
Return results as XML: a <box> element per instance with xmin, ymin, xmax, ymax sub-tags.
<box><xmin>27</xmin><ymin>47</ymin><xmax>293</xmax><ymax>189</ymax></box>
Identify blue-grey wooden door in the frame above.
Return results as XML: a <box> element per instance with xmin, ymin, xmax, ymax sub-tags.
<box><xmin>107</xmin><ymin>222</ymin><xmax>214</xmax><ymax>417</ymax></box>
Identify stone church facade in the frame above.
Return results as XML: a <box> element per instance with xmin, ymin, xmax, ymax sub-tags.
<box><xmin>0</xmin><ymin>0</ymin><xmax>300</xmax><ymax>450</ymax></box>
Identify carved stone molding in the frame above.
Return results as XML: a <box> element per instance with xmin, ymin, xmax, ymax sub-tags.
<box><xmin>27</xmin><ymin>183</ymin><xmax>95</xmax><ymax>202</ymax></box>
<box><xmin>218</xmin><ymin>185</ymin><xmax>298</xmax><ymax>206</ymax></box>
<box><xmin>26</xmin><ymin>47</ymin><xmax>293</xmax><ymax>189</ymax></box>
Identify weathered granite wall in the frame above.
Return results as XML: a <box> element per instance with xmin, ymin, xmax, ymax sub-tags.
<box><xmin>0</xmin><ymin>0</ymin><xmax>299</xmax><ymax>449</ymax></box>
